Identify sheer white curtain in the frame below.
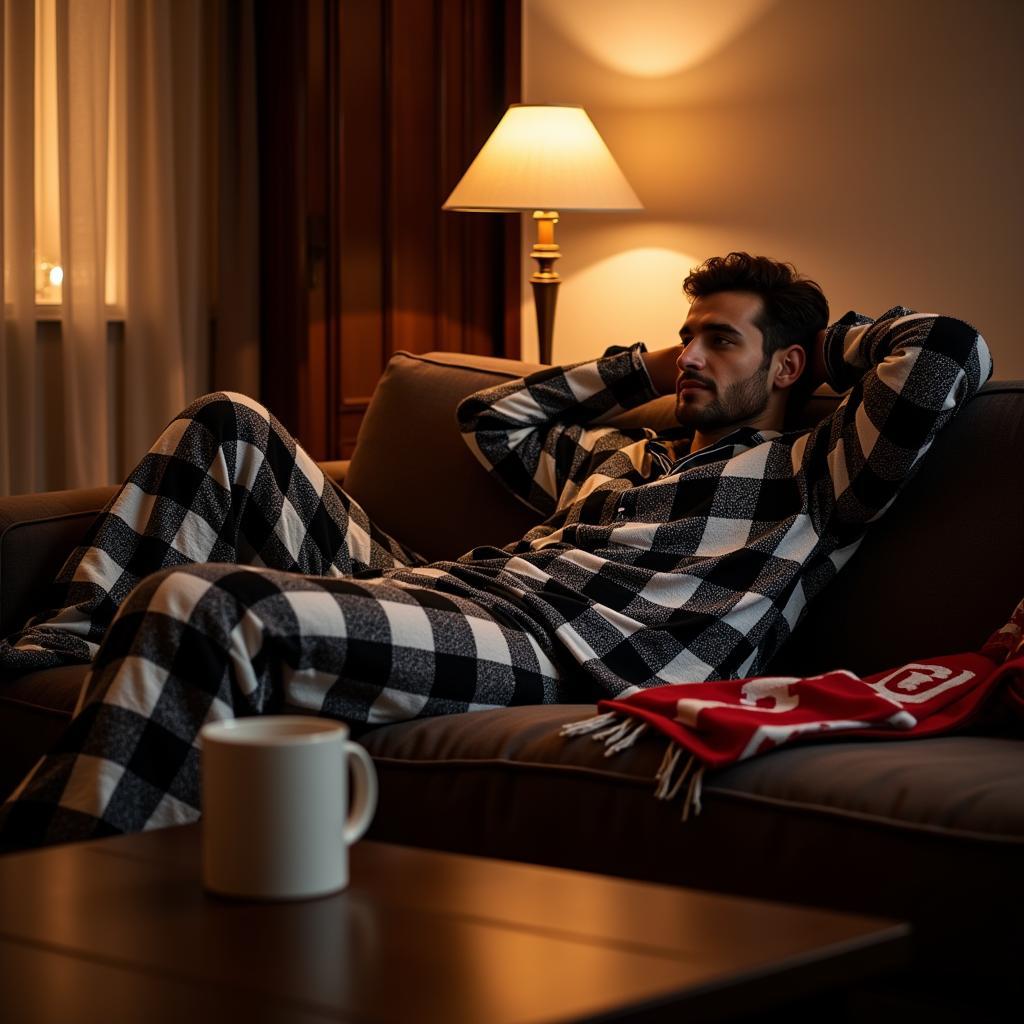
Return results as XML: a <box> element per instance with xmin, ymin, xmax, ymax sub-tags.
<box><xmin>0</xmin><ymin>0</ymin><xmax>258</xmax><ymax>496</ymax></box>
<box><xmin>123</xmin><ymin>0</ymin><xmax>207</xmax><ymax>467</ymax></box>
<box><xmin>58</xmin><ymin>0</ymin><xmax>112</xmax><ymax>487</ymax></box>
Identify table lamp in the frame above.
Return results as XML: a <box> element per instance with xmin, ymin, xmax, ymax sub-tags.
<box><xmin>443</xmin><ymin>104</ymin><xmax>642</xmax><ymax>364</ymax></box>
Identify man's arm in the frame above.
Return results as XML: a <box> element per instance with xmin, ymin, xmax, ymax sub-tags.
<box><xmin>640</xmin><ymin>345</ymin><xmax>681</xmax><ymax>397</ymax></box>
<box><xmin>795</xmin><ymin>306</ymin><xmax>992</xmax><ymax>532</ymax></box>
<box><xmin>456</xmin><ymin>345</ymin><xmax>662</xmax><ymax>516</ymax></box>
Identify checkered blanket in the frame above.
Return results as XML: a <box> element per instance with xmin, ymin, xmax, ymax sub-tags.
<box><xmin>561</xmin><ymin>599</ymin><xmax>1024</xmax><ymax>819</ymax></box>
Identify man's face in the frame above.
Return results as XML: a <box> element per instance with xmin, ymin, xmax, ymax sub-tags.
<box><xmin>674</xmin><ymin>291</ymin><xmax>773</xmax><ymax>432</ymax></box>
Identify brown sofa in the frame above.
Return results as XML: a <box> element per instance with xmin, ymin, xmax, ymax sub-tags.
<box><xmin>2</xmin><ymin>350</ymin><xmax>1023</xmax><ymax>1011</ymax></box>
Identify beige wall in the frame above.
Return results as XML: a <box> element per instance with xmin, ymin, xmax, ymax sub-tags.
<box><xmin>522</xmin><ymin>0</ymin><xmax>1024</xmax><ymax>377</ymax></box>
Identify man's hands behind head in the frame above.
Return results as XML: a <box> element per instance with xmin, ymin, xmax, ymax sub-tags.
<box><xmin>807</xmin><ymin>328</ymin><xmax>828</xmax><ymax>392</ymax></box>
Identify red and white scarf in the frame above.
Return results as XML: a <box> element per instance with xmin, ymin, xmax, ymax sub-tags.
<box><xmin>561</xmin><ymin>599</ymin><xmax>1024</xmax><ymax>819</ymax></box>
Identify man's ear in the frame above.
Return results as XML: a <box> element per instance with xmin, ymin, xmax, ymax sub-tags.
<box><xmin>771</xmin><ymin>344</ymin><xmax>806</xmax><ymax>391</ymax></box>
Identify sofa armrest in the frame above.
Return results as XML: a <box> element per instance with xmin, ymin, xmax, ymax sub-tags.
<box><xmin>0</xmin><ymin>486</ymin><xmax>119</xmax><ymax>638</ymax></box>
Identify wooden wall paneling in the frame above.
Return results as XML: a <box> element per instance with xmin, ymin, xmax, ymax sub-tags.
<box><xmin>323</xmin><ymin>0</ymin><xmax>343</xmax><ymax>461</ymax></box>
<box><xmin>438</xmin><ymin>1</ymin><xmax>522</xmax><ymax>359</ymax></box>
<box><xmin>500</xmin><ymin>1</ymin><xmax>523</xmax><ymax>359</ymax></box>
<box><xmin>257</xmin><ymin>1</ymin><xmax>521</xmax><ymax>459</ymax></box>
<box><xmin>437</xmin><ymin>0</ymin><xmax>466</xmax><ymax>358</ymax></box>
<box><xmin>304</xmin><ymin>0</ymin><xmax>331</xmax><ymax>459</ymax></box>
<box><xmin>254</xmin><ymin>0</ymin><xmax>310</xmax><ymax>448</ymax></box>
<box><xmin>387</xmin><ymin>0</ymin><xmax>441</xmax><ymax>359</ymax></box>
<box><xmin>337</xmin><ymin>0</ymin><xmax>386</xmax><ymax>457</ymax></box>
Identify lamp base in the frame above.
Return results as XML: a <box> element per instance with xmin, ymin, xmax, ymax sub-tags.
<box><xmin>530</xmin><ymin>210</ymin><xmax>561</xmax><ymax>364</ymax></box>
<box><xmin>531</xmin><ymin>278</ymin><xmax>558</xmax><ymax>365</ymax></box>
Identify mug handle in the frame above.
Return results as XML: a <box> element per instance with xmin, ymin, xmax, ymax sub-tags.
<box><xmin>344</xmin><ymin>741</ymin><xmax>378</xmax><ymax>844</ymax></box>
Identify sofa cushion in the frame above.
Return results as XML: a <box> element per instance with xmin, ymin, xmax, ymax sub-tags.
<box><xmin>358</xmin><ymin>704</ymin><xmax>1024</xmax><ymax>964</ymax></box>
<box><xmin>342</xmin><ymin>351</ymin><xmax>546</xmax><ymax>562</ymax></box>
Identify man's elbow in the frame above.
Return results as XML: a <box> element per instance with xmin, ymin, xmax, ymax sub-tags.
<box><xmin>925</xmin><ymin>315</ymin><xmax>991</xmax><ymax>376</ymax></box>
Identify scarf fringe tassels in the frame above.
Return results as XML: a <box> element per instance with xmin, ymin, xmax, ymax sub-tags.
<box><xmin>560</xmin><ymin>712</ymin><xmax>705</xmax><ymax>820</ymax></box>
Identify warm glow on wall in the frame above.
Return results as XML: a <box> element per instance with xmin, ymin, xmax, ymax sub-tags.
<box><xmin>524</xmin><ymin>0</ymin><xmax>1024</xmax><ymax>377</ymax></box>
<box><xmin>537</xmin><ymin>0</ymin><xmax>772</xmax><ymax>78</ymax></box>
<box><xmin>521</xmin><ymin>240</ymin><xmax>703</xmax><ymax>365</ymax></box>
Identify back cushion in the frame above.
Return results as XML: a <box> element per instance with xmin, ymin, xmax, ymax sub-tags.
<box><xmin>344</xmin><ymin>350</ymin><xmax>687</xmax><ymax>562</ymax></box>
<box><xmin>344</xmin><ymin>352</ymin><xmax>542</xmax><ymax>562</ymax></box>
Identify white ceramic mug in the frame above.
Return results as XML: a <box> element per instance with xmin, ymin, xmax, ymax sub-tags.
<box><xmin>200</xmin><ymin>716</ymin><xmax>378</xmax><ymax>900</ymax></box>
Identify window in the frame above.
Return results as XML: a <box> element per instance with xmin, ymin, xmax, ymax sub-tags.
<box><xmin>33</xmin><ymin>0</ymin><xmax>124</xmax><ymax>311</ymax></box>
<box><xmin>34</xmin><ymin>0</ymin><xmax>60</xmax><ymax>304</ymax></box>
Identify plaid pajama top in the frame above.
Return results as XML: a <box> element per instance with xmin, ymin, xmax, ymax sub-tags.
<box><xmin>452</xmin><ymin>307</ymin><xmax>992</xmax><ymax>697</ymax></box>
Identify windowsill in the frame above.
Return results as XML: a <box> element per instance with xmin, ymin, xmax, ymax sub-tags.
<box><xmin>32</xmin><ymin>304</ymin><xmax>125</xmax><ymax>322</ymax></box>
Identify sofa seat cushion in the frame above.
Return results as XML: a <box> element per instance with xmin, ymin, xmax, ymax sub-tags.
<box><xmin>359</xmin><ymin>705</ymin><xmax>1024</xmax><ymax>958</ymax></box>
<box><xmin>360</xmin><ymin>704</ymin><xmax>1024</xmax><ymax>841</ymax></box>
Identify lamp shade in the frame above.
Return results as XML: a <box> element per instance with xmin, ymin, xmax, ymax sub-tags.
<box><xmin>443</xmin><ymin>104</ymin><xmax>642</xmax><ymax>212</ymax></box>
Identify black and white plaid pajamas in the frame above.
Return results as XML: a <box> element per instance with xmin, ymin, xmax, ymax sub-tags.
<box><xmin>0</xmin><ymin>393</ymin><xmax>568</xmax><ymax>847</ymax></box>
<box><xmin>0</xmin><ymin>307</ymin><xmax>992</xmax><ymax>848</ymax></box>
<box><xmin>455</xmin><ymin>308</ymin><xmax>991</xmax><ymax>695</ymax></box>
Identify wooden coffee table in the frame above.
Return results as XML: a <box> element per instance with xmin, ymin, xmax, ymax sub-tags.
<box><xmin>0</xmin><ymin>825</ymin><xmax>907</xmax><ymax>1022</ymax></box>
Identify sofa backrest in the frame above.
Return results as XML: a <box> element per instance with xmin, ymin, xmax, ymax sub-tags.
<box><xmin>346</xmin><ymin>350</ymin><xmax>1024</xmax><ymax>676</ymax></box>
<box><xmin>344</xmin><ymin>351</ymin><xmax>547</xmax><ymax>563</ymax></box>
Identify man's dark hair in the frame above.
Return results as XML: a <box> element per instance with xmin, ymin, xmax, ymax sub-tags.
<box><xmin>682</xmin><ymin>252</ymin><xmax>828</xmax><ymax>406</ymax></box>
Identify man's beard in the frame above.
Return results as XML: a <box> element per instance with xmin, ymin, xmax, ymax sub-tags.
<box><xmin>675</xmin><ymin>362</ymin><xmax>771</xmax><ymax>431</ymax></box>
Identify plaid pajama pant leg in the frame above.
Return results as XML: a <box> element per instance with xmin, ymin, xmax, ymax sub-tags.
<box><xmin>0</xmin><ymin>561</ymin><xmax>564</xmax><ymax>849</ymax></box>
<box><xmin>0</xmin><ymin>391</ymin><xmax>424</xmax><ymax>677</ymax></box>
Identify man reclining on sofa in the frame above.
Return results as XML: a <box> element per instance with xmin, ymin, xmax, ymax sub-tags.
<box><xmin>0</xmin><ymin>252</ymin><xmax>992</xmax><ymax>849</ymax></box>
